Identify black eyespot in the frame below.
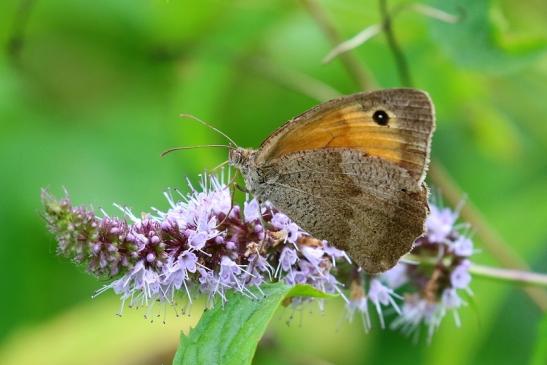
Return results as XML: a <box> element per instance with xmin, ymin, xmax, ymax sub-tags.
<box><xmin>372</xmin><ymin>110</ymin><xmax>389</xmax><ymax>126</ymax></box>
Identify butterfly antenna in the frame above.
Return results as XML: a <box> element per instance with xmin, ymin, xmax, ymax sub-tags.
<box><xmin>160</xmin><ymin>144</ymin><xmax>234</xmax><ymax>157</ymax></box>
<box><xmin>179</xmin><ymin>113</ymin><xmax>239</xmax><ymax>148</ymax></box>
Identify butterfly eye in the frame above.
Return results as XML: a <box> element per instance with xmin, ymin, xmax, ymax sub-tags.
<box><xmin>372</xmin><ymin>110</ymin><xmax>390</xmax><ymax>126</ymax></box>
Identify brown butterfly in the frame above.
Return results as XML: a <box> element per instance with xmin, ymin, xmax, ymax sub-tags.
<box><xmin>228</xmin><ymin>88</ymin><xmax>435</xmax><ymax>273</ymax></box>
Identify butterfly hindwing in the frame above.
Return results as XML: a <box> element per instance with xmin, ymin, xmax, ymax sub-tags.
<box><xmin>254</xmin><ymin>148</ymin><xmax>428</xmax><ymax>273</ymax></box>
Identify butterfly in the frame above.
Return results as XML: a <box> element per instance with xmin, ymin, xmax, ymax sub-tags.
<box><xmin>228</xmin><ymin>88</ymin><xmax>435</xmax><ymax>273</ymax></box>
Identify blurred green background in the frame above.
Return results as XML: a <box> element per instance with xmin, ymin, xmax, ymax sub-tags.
<box><xmin>0</xmin><ymin>0</ymin><xmax>546</xmax><ymax>364</ymax></box>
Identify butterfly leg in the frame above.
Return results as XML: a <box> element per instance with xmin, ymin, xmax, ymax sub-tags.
<box><xmin>235</xmin><ymin>183</ymin><xmax>249</xmax><ymax>193</ymax></box>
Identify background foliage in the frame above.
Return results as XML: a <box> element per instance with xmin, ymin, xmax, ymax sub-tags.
<box><xmin>0</xmin><ymin>0</ymin><xmax>546</xmax><ymax>364</ymax></box>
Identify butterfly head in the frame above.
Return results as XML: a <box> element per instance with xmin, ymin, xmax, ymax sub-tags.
<box><xmin>228</xmin><ymin>147</ymin><xmax>256</xmax><ymax>172</ymax></box>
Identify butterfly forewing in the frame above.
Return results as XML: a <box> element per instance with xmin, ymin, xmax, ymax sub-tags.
<box><xmin>256</xmin><ymin>88</ymin><xmax>435</xmax><ymax>184</ymax></box>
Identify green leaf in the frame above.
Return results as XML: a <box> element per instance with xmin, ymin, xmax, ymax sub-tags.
<box><xmin>427</xmin><ymin>0</ymin><xmax>546</xmax><ymax>73</ymax></box>
<box><xmin>172</xmin><ymin>283</ymin><xmax>335</xmax><ymax>365</ymax></box>
<box><xmin>530</xmin><ymin>314</ymin><xmax>547</xmax><ymax>365</ymax></box>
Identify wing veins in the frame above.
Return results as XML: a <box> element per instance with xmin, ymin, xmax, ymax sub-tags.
<box><xmin>270</xmin><ymin>176</ymin><xmax>417</xmax><ymax>216</ymax></box>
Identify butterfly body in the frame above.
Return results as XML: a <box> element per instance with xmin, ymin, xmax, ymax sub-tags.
<box><xmin>229</xmin><ymin>89</ymin><xmax>435</xmax><ymax>273</ymax></box>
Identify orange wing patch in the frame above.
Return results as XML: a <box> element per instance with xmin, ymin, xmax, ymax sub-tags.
<box><xmin>256</xmin><ymin>97</ymin><xmax>432</xmax><ymax>179</ymax></box>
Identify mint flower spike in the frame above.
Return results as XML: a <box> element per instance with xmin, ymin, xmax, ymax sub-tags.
<box><xmin>42</xmin><ymin>172</ymin><xmax>476</xmax><ymax>340</ymax></box>
<box><xmin>41</xmin><ymin>189</ymin><xmax>137</xmax><ymax>277</ymax></box>
<box><xmin>42</xmin><ymin>174</ymin><xmax>347</xmax><ymax>317</ymax></box>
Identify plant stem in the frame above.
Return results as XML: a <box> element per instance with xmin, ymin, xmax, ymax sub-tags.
<box><xmin>404</xmin><ymin>254</ymin><xmax>547</xmax><ymax>288</ymax></box>
<box><xmin>7</xmin><ymin>0</ymin><xmax>37</xmax><ymax>62</ymax></box>
<box><xmin>249</xmin><ymin>58</ymin><xmax>341</xmax><ymax>102</ymax></box>
<box><xmin>378</xmin><ymin>0</ymin><xmax>412</xmax><ymax>87</ymax></box>
<box><xmin>299</xmin><ymin>0</ymin><xmax>374</xmax><ymax>90</ymax></box>
<box><xmin>468</xmin><ymin>264</ymin><xmax>547</xmax><ymax>287</ymax></box>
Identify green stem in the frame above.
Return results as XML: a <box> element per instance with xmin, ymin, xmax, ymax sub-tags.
<box><xmin>249</xmin><ymin>58</ymin><xmax>341</xmax><ymax>102</ymax></box>
<box><xmin>7</xmin><ymin>0</ymin><xmax>37</xmax><ymax>62</ymax></box>
<box><xmin>379</xmin><ymin>0</ymin><xmax>413</xmax><ymax>87</ymax></box>
<box><xmin>299</xmin><ymin>0</ymin><xmax>375</xmax><ymax>90</ymax></box>
<box><xmin>403</xmin><ymin>254</ymin><xmax>547</xmax><ymax>288</ymax></box>
<box><xmin>468</xmin><ymin>264</ymin><xmax>547</xmax><ymax>287</ymax></box>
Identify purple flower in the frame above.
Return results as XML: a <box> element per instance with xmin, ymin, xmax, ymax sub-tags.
<box><xmin>278</xmin><ymin>247</ymin><xmax>298</xmax><ymax>273</ymax></box>
<box><xmin>323</xmin><ymin>243</ymin><xmax>351</xmax><ymax>264</ymax></box>
<box><xmin>244</xmin><ymin>199</ymin><xmax>261</xmax><ymax>222</ymax></box>
<box><xmin>347</xmin><ymin>297</ymin><xmax>371</xmax><ymax>331</ymax></box>
<box><xmin>346</xmin><ymin>281</ymin><xmax>371</xmax><ymax>331</ymax></box>
<box><xmin>188</xmin><ymin>231</ymin><xmax>208</xmax><ymax>250</ymax></box>
<box><xmin>271</xmin><ymin>212</ymin><xmax>302</xmax><ymax>243</ymax></box>
<box><xmin>271</xmin><ymin>212</ymin><xmax>290</xmax><ymax>229</ymax></box>
<box><xmin>284</xmin><ymin>269</ymin><xmax>308</xmax><ymax>286</ymax></box>
<box><xmin>103</xmin><ymin>260</ymin><xmax>162</xmax><ymax>309</ymax></box>
<box><xmin>442</xmin><ymin>289</ymin><xmax>464</xmax><ymax>327</ymax></box>
<box><xmin>368</xmin><ymin>278</ymin><xmax>401</xmax><ymax>328</ymax></box>
<box><xmin>426</xmin><ymin>205</ymin><xmax>458</xmax><ymax>243</ymax></box>
<box><xmin>162</xmin><ymin>259</ymin><xmax>186</xmax><ymax>294</ymax></box>
<box><xmin>442</xmin><ymin>288</ymin><xmax>462</xmax><ymax>309</ymax></box>
<box><xmin>381</xmin><ymin>263</ymin><xmax>408</xmax><ymax>289</ymax></box>
<box><xmin>301</xmin><ymin>246</ymin><xmax>324</xmax><ymax>266</ymax></box>
<box><xmin>452</xmin><ymin>236</ymin><xmax>474</xmax><ymax>256</ymax></box>
<box><xmin>43</xmin><ymin>173</ymin><xmax>476</xmax><ymax>341</ymax></box>
<box><xmin>219</xmin><ymin>256</ymin><xmax>242</xmax><ymax>283</ymax></box>
<box><xmin>450</xmin><ymin>261</ymin><xmax>472</xmax><ymax>289</ymax></box>
<box><xmin>179</xmin><ymin>250</ymin><xmax>198</xmax><ymax>273</ymax></box>
<box><xmin>391</xmin><ymin>294</ymin><xmax>443</xmax><ymax>342</ymax></box>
